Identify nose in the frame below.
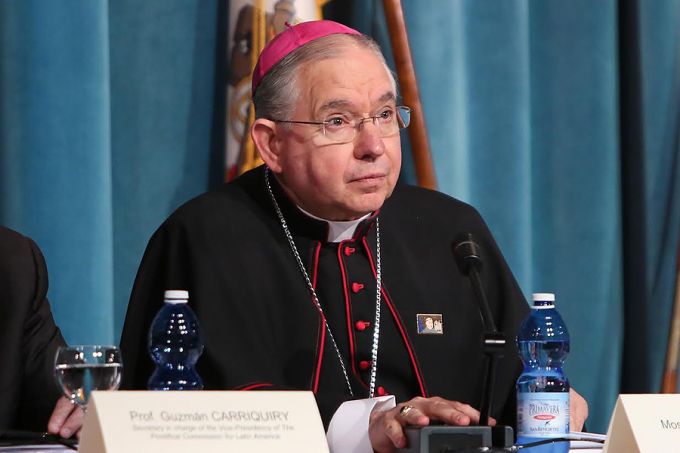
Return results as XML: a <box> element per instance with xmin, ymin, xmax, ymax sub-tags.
<box><xmin>353</xmin><ymin>118</ymin><xmax>385</xmax><ymax>160</ymax></box>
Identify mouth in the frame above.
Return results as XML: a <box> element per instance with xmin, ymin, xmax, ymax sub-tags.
<box><xmin>349</xmin><ymin>173</ymin><xmax>387</xmax><ymax>184</ymax></box>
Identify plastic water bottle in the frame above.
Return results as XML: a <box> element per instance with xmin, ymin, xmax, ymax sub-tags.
<box><xmin>516</xmin><ymin>293</ymin><xmax>570</xmax><ymax>452</ymax></box>
<box><xmin>147</xmin><ymin>290</ymin><xmax>204</xmax><ymax>390</ymax></box>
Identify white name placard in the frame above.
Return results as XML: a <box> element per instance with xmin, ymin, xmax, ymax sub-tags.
<box><xmin>79</xmin><ymin>390</ymin><xmax>329</xmax><ymax>453</ymax></box>
<box><xmin>603</xmin><ymin>394</ymin><xmax>680</xmax><ymax>452</ymax></box>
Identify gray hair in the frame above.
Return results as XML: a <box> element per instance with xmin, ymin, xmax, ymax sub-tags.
<box><xmin>252</xmin><ymin>33</ymin><xmax>396</xmax><ymax>120</ymax></box>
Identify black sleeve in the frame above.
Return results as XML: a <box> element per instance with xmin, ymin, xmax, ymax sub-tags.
<box><xmin>14</xmin><ymin>238</ymin><xmax>66</xmax><ymax>430</ymax></box>
<box><xmin>120</xmin><ymin>223</ymin><xmax>184</xmax><ymax>390</ymax></box>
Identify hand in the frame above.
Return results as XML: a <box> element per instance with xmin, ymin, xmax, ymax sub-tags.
<box><xmin>368</xmin><ymin>396</ymin><xmax>495</xmax><ymax>453</ymax></box>
<box><xmin>570</xmin><ymin>388</ymin><xmax>589</xmax><ymax>432</ymax></box>
<box><xmin>47</xmin><ymin>397</ymin><xmax>84</xmax><ymax>439</ymax></box>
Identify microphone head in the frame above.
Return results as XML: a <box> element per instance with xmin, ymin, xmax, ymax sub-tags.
<box><xmin>453</xmin><ymin>233</ymin><xmax>483</xmax><ymax>275</ymax></box>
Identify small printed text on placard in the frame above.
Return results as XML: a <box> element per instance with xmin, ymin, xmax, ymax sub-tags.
<box><xmin>660</xmin><ymin>419</ymin><xmax>680</xmax><ymax>430</ymax></box>
<box><xmin>127</xmin><ymin>409</ymin><xmax>294</xmax><ymax>441</ymax></box>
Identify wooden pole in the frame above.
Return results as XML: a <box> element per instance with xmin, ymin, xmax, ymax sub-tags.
<box><xmin>382</xmin><ymin>0</ymin><xmax>437</xmax><ymax>190</ymax></box>
<box><xmin>661</xmin><ymin>245</ymin><xmax>680</xmax><ymax>393</ymax></box>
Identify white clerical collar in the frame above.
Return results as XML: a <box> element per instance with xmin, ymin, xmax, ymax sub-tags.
<box><xmin>297</xmin><ymin>206</ymin><xmax>372</xmax><ymax>243</ymax></box>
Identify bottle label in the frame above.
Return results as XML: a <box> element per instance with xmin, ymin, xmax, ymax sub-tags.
<box><xmin>517</xmin><ymin>392</ymin><xmax>569</xmax><ymax>438</ymax></box>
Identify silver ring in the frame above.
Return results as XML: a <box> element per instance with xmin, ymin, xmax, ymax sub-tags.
<box><xmin>399</xmin><ymin>404</ymin><xmax>414</xmax><ymax>417</ymax></box>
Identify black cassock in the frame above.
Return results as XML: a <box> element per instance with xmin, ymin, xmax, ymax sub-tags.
<box><xmin>120</xmin><ymin>165</ymin><xmax>528</xmax><ymax>427</ymax></box>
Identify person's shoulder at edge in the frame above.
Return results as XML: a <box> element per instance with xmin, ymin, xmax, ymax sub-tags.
<box><xmin>0</xmin><ymin>225</ymin><xmax>43</xmax><ymax>274</ymax></box>
<box><xmin>0</xmin><ymin>224</ymin><xmax>34</xmax><ymax>250</ymax></box>
<box><xmin>151</xmin><ymin>166</ymin><xmax>268</xmax><ymax>233</ymax></box>
<box><xmin>385</xmin><ymin>182</ymin><xmax>487</xmax><ymax>228</ymax></box>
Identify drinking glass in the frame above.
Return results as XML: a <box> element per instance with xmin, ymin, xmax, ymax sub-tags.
<box><xmin>54</xmin><ymin>345</ymin><xmax>123</xmax><ymax>409</ymax></box>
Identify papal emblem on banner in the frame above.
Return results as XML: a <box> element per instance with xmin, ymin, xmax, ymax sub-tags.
<box><xmin>225</xmin><ymin>0</ymin><xmax>326</xmax><ymax>181</ymax></box>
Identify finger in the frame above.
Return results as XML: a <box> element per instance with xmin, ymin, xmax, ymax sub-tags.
<box><xmin>450</xmin><ymin>401</ymin><xmax>482</xmax><ymax>425</ymax></box>
<box><xmin>397</xmin><ymin>405</ymin><xmax>429</xmax><ymax>427</ymax></box>
<box><xmin>47</xmin><ymin>397</ymin><xmax>76</xmax><ymax>434</ymax></box>
<box><xmin>371</xmin><ymin>405</ymin><xmax>431</xmax><ymax>453</ymax></box>
<box><xmin>370</xmin><ymin>410</ymin><xmax>409</xmax><ymax>453</ymax></box>
<box><xmin>384</xmin><ymin>417</ymin><xmax>408</xmax><ymax>450</ymax></box>
<box><xmin>571</xmin><ymin>409</ymin><xmax>587</xmax><ymax>431</ymax></box>
<box><xmin>569</xmin><ymin>388</ymin><xmax>589</xmax><ymax>432</ymax></box>
<box><xmin>59</xmin><ymin>407</ymin><xmax>85</xmax><ymax>439</ymax></box>
<box><xmin>422</xmin><ymin>399</ymin><xmax>479</xmax><ymax>426</ymax></box>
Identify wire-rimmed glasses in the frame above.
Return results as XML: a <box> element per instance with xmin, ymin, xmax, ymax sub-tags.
<box><xmin>271</xmin><ymin>105</ymin><xmax>411</xmax><ymax>145</ymax></box>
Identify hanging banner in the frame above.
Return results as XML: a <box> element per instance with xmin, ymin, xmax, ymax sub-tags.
<box><xmin>225</xmin><ymin>0</ymin><xmax>324</xmax><ymax>181</ymax></box>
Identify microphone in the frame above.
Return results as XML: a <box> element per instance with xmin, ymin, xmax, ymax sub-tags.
<box><xmin>453</xmin><ymin>234</ymin><xmax>497</xmax><ymax>337</ymax></box>
<box><xmin>454</xmin><ymin>234</ymin><xmax>510</xmax><ymax>444</ymax></box>
<box><xmin>398</xmin><ymin>234</ymin><xmax>514</xmax><ymax>452</ymax></box>
<box><xmin>453</xmin><ymin>234</ymin><xmax>482</xmax><ymax>274</ymax></box>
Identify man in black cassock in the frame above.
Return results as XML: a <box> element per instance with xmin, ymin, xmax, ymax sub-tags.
<box><xmin>120</xmin><ymin>20</ymin><xmax>587</xmax><ymax>453</ymax></box>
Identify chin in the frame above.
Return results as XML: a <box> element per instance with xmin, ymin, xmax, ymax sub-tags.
<box><xmin>347</xmin><ymin>193</ymin><xmax>389</xmax><ymax>217</ymax></box>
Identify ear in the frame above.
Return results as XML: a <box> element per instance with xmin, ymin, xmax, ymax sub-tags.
<box><xmin>251</xmin><ymin>119</ymin><xmax>283</xmax><ymax>173</ymax></box>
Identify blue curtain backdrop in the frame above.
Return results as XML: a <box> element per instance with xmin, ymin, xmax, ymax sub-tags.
<box><xmin>0</xmin><ymin>0</ymin><xmax>224</xmax><ymax>343</ymax></box>
<box><xmin>1</xmin><ymin>0</ymin><xmax>679</xmax><ymax>433</ymax></box>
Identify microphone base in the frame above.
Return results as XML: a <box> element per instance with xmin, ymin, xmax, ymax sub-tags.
<box><xmin>397</xmin><ymin>425</ymin><xmax>515</xmax><ymax>452</ymax></box>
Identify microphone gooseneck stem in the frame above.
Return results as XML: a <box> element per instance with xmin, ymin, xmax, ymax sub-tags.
<box><xmin>454</xmin><ymin>234</ymin><xmax>507</xmax><ymax>429</ymax></box>
<box><xmin>468</xmin><ymin>264</ymin><xmax>498</xmax><ymax>334</ymax></box>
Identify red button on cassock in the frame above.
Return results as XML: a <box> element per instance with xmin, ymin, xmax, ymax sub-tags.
<box><xmin>355</xmin><ymin>321</ymin><xmax>370</xmax><ymax>331</ymax></box>
<box><xmin>351</xmin><ymin>282</ymin><xmax>365</xmax><ymax>293</ymax></box>
<box><xmin>344</xmin><ymin>246</ymin><xmax>356</xmax><ymax>256</ymax></box>
<box><xmin>377</xmin><ymin>386</ymin><xmax>387</xmax><ymax>396</ymax></box>
<box><xmin>359</xmin><ymin>360</ymin><xmax>371</xmax><ymax>370</ymax></box>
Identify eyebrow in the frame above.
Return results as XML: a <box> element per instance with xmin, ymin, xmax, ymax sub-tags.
<box><xmin>377</xmin><ymin>92</ymin><xmax>396</xmax><ymax>104</ymax></box>
<box><xmin>317</xmin><ymin>99</ymin><xmax>353</xmax><ymax>113</ymax></box>
<box><xmin>317</xmin><ymin>92</ymin><xmax>397</xmax><ymax>114</ymax></box>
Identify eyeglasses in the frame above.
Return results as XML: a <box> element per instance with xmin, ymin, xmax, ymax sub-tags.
<box><xmin>270</xmin><ymin>105</ymin><xmax>411</xmax><ymax>145</ymax></box>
